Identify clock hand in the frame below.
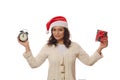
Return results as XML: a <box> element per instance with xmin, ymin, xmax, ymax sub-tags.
<box><xmin>22</xmin><ymin>34</ymin><xmax>24</xmax><ymax>38</ymax></box>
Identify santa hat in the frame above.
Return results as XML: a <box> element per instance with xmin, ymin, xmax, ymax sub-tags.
<box><xmin>46</xmin><ymin>16</ymin><xmax>68</xmax><ymax>34</ymax></box>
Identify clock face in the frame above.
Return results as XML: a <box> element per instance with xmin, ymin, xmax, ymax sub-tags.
<box><xmin>19</xmin><ymin>33</ymin><xmax>28</xmax><ymax>42</ymax></box>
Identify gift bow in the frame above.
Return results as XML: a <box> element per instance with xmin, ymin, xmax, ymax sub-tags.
<box><xmin>96</xmin><ymin>30</ymin><xmax>107</xmax><ymax>42</ymax></box>
<box><xmin>98</xmin><ymin>31</ymin><xmax>105</xmax><ymax>37</ymax></box>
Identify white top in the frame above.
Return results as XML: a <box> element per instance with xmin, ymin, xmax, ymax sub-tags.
<box><xmin>56</xmin><ymin>44</ymin><xmax>67</xmax><ymax>54</ymax></box>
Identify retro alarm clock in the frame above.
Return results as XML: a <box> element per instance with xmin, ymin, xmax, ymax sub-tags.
<box><xmin>18</xmin><ymin>29</ymin><xmax>28</xmax><ymax>42</ymax></box>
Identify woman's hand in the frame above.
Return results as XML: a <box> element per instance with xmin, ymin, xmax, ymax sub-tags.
<box><xmin>97</xmin><ymin>39</ymin><xmax>108</xmax><ymax>55</ymax></box>
<box><xmin>18</xmin><ymin>38</ymin><xmax>31</xmax><ymax>52</ymax></box>
<box><xmin>100</xmin><ymin>39</ymin><xmax>108</xmax><ymax>49</ymax></box>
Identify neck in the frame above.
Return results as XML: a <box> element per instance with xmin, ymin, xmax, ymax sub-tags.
<box><xmin>57</xmin><ymin>40</ymin><xmax>64</xmax><ymax>44</ymax></box>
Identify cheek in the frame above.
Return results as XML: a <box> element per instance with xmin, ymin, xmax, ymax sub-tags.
<box><xmin>52</xmin><ymin>31</ymin><xmax>57</xmax><ymax>38</ymax></box>
<box><xmin>60</xmin><ymin>31</ymin><xmax>64</xmax><ymax>37</ymax></box>
<box><xmin>52</xmin><ymin>32</ymin><xmax>55</xmax><ymax>36</ymax></box>
<box><xmin>52</xmin><ymin>30</ymin><xmax>55</xmax><ymax>34</ymax></box>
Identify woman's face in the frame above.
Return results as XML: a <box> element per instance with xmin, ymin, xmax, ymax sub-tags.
<box><xmin>52</xmin><ymin>26</ymin><xmax>65</xmax><ymax>43</ymax></box>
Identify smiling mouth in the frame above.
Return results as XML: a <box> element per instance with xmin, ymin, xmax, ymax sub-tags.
<box><xmin>55</xmin><ymin>36</ymin><xmax>60</xmax><ymax>38</ymax></box>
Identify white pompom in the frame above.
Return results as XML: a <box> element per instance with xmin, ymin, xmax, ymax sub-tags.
<box><xmin>46</xmin><ymin>31</ymin><xmax>49</xmax><ymax>34</ymax></box>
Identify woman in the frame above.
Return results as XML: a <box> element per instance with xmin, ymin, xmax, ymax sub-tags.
<box><xmin>18</xmin><ymin>16</ymin><xmax>108</xmax><ymax>80</ymax></box>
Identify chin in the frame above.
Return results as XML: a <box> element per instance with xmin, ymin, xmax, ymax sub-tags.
<box><xmin>55</xmin><ymin>38</ymin><xmax>60</xmax><ymax>41</ymax></box>
<box><xmin>55</xmin><ymin>38</ymin><xmax>62</xmax><ymax>41</ymax></box>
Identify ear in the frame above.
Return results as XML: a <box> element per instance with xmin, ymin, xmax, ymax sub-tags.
<box><xmin>20</xmin><ymin>30</ymin><xmax>23</xmax><ymax>33</ymax></box>
<box><xmin>26</xmin><ymin>32</ymin><xmax>28</xmax><ymax>34</ymax></box>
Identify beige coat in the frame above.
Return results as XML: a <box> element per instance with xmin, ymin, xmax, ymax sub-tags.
<box><xmin>23</xmin><ymin>42</ymin><xmax>102</xmax><ymax>80</ymax></box>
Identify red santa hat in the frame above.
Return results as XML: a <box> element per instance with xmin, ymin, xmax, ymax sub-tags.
<box><xmin>46</xmin><ymin>16</ymin><xmax>68</xmax><ymax>34</ymax></box>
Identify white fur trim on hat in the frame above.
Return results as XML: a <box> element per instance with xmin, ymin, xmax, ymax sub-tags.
<box><xmin>50</xmin><ymin>21</ymin><xmax>68</xmax><ymax>29</ymax></box>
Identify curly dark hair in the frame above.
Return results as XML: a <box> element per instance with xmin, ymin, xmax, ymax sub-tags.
<box><xmin>47</xmin><ymin>27</ymin><xmax>71</xmax><ymax>48</ymax></box>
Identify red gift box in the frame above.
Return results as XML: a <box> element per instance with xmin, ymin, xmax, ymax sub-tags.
<box><xmin>95</xmin><ymin>30</ymin><xmax>108</xmax><ymax>42</ymax></box>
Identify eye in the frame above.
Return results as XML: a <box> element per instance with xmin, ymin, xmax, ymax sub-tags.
<box><xmin>59</xmin><ymin>28</ymin><xmax>64</xmax><ymax>31</ymax></box>
<box><xmin>53</xmin><ymin>28</ymin><xmax>56</xmax><ymax>31</ymax></box>
<box><xmin>59</xmin><ymin>29</ymin><xmax>62</xmax><ymax>31</ymax></box>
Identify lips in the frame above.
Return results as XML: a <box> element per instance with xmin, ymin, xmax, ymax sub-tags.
<box><xmin>55</xmin><ymin>36</ymin><xmax>60</xmax><ymax>38</ymax></box>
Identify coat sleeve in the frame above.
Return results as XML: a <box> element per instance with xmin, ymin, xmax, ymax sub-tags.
<box><xmin>23</xmin><ymin>45</ymin><xmax>48</xmax><ymax>68</ymax></box>
<box><xmin>76</xmin><ymin>44</ymin><xmax>103</xmax><ymax>66</ymax></box>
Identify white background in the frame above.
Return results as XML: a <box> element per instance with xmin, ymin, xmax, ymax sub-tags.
<box><xmin>0</xmin><ymin>0</ymin><xmax>120</xmax><ymax>80</ymax></box>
